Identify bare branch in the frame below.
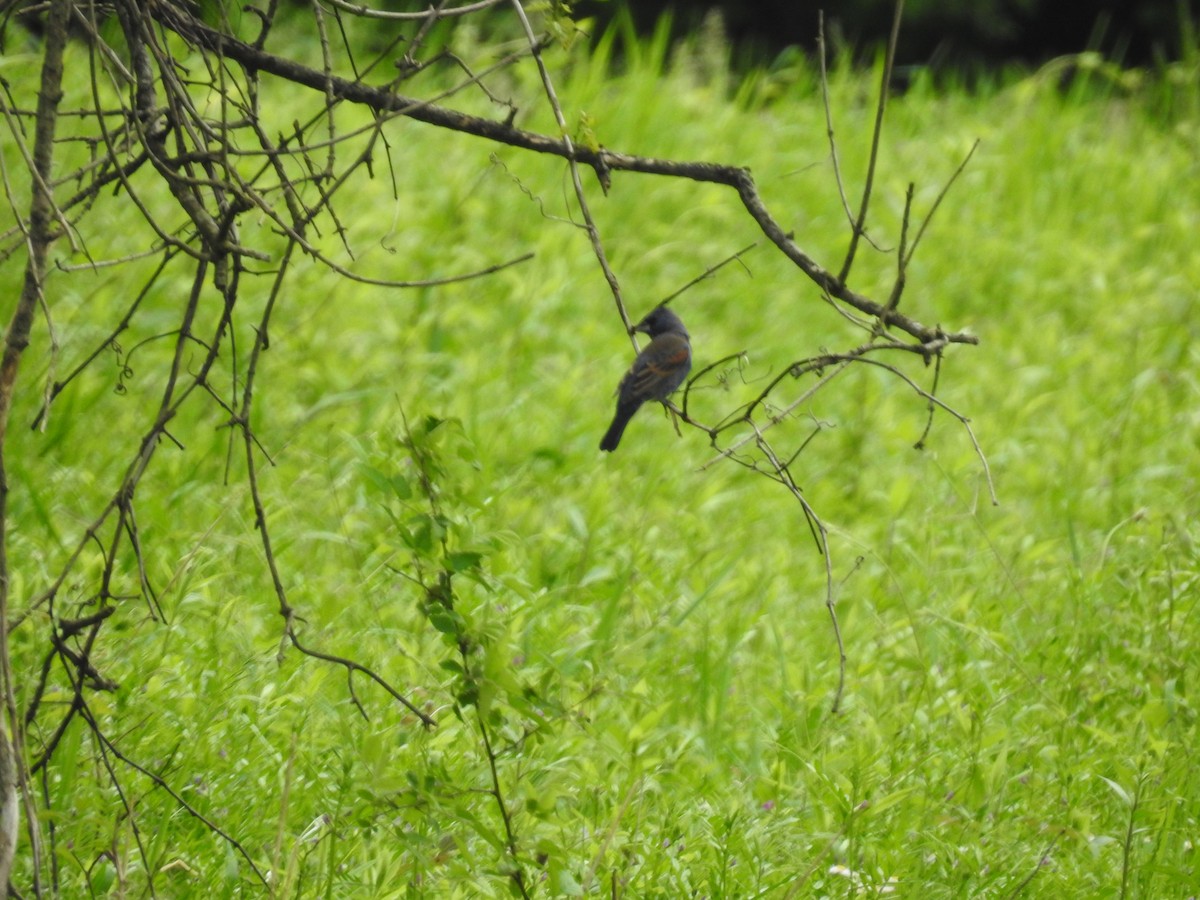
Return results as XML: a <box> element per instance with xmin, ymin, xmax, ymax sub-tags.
<box><xmin>149</xmin><ymin>3</ymin><xmax>974</xmax><ymax>347</ymax></box>
<box><xmin>0</xmin><ymin>0</ymin><xmax>80</xmax><ymax>884</ymax></box>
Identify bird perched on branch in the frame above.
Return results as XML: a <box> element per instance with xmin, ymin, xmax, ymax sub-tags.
<box><xmin>599</xmin><ymin>306</ymin><xmax>692</xmax><ymax>452</ymax></box>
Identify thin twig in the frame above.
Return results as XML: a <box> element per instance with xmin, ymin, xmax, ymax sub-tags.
<box><xmin>658</xmin><ymin>241</ymin><xmax>758</xmax><ymax>308</ymax></box>
<box><xmin>79</xmin><ymin>703</ymin><xmax>270</xmax><ymax>887</ymax></box>
<box><xmin>750</xmin><ymin>428</ymin><xmax>844</xmax><ymax>711</ymax></box>
<box><xmin>818</xmin><ymin>11</ymin><xmax>854</xmax><ymax>224</ymax></box>
<box><xmin>837</xmin><ymin>0</ymin><xmax>904</xmax><ymax>282</ymax></box>
<box><xmin>887</xmin><ymin>182</ymin><xmax>915</xmax><ymax>311</ymax></box>
<box><xmin>508</xmin><ymin>0</ymin><xmax>632</xmax><ymax>334</ymax></box>
<box><xmin>1003</xmin><ymin>832</ymin><xmax>1061</xmax><ymax>899</ymax></box>
<box><xmin>476</xmin><ymin>709</ymin><xmax>531</xmax><ymax>898</ymax></box>
<box><xmin>31</xmin><ymin>250</ymin><xmax>178</xmax><ymax>429</ymax></box>
<box><xmin>237</xmin><ymin>241</ymin><xmax>436</xmax><ymax>728</ymax></box>
<box><xmin>904</xmin><ymin>138</ymin><xmax>980</xmax><ymax>268</ymax></box>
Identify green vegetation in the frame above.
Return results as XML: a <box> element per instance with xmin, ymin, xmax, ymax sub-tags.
<box><xmin>3</xmin><ymin>18</ymin><xmax>1198</xmax><ymax>898</ymax></box>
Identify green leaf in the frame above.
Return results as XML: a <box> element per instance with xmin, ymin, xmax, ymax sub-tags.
<box><xmin>427</xmin><ymin>607</ymin><xmax>462</xmax><ymax>636</ymax></box>
<box><xmin>1099</xmin><ymin>776</ymin><xmax>1132</xmax><ymax>807</ymax></box>
<box><xmin>447</xmin><ymin>551</ymin><xmax>483</xmax><ymax>572</ymax></box>
<box><xmin>860</xmin><ymin>786</ymin><xmax>915</xmax><ymax>818</ymax></box>
<box><xmin>407</xmin><ymin>515</ymin><xmax>435</xmax><ymax>553</ymax></box>
<box><xmin>223</xmin><ymin>842</ymin><xmax>239</xmax><ymax>884</ymax></box>
<box><xmin>390</xmin><ymin>473</ymin><xmax>412</xmax><ymax>500</ymax></box>
<box><xmin>90</xmin><ymin>860</ymin><xmax>116</xmax><ymax>895</ymax></box>
<box><xmin>628</xmin><ymin>703</ymin><xmax>670</xmax><ymax>742</ymax></box>
<box><xmin>552</xmin><ymin>866</ymin><xmax>584</xmax><ymax>896</ymax></box>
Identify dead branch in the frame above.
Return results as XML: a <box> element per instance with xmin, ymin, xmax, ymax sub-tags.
<box><xmin>149</xmin><ymin>3</ymin><xmax>973</xmax><ymax>348</ymax></box>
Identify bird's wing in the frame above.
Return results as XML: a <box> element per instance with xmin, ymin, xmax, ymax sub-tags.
<box><xmin>625</xmin><ymin>334</ymin><xmax>691</xmax><ymax>401</ymax></box>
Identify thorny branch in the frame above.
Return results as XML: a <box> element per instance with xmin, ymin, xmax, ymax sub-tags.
<box><xmin>0</xmin><ymin>0</ymin><xmax>987</xmax><ymax>892</ymax></box>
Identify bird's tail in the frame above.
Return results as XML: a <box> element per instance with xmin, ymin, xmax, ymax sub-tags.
<box><xmin>599</xmin><ymin>405</ymin><xmax>636</xmax><ymax>452</ymax></box>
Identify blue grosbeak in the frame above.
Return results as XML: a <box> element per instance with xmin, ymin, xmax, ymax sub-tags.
<box><xmin>599</xmin><ymin>306</ymin><xmax>692</xmax><ymax>452</ymax></box>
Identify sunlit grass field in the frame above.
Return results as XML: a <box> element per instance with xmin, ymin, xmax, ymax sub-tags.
<box><xmin>3</xmin><ymin>14</ymin><xmax>1199</xmax><ymax>897</ymax></box>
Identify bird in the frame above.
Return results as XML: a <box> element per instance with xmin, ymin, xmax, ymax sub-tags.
<box><xmin>599</xmin><ymin>305</ymin><xmax>692</xmax><ymax>452</ymax></box>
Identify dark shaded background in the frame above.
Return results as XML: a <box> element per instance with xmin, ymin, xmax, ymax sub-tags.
<box><xmin>574</xmin><ymin>0</ymin><xmax>1198</xmax><ymax>68</ymax></box>
<box><xmin>6</xmin><ymin>1</ymin><xmax>1194</xmax><ymax>73</ymax></box>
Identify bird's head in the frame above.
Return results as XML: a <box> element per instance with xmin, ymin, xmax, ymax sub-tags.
<box><xmin>634</xmin><ymin>306</ymin><xmax>688</xmax><ymax>340</ymax></box>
